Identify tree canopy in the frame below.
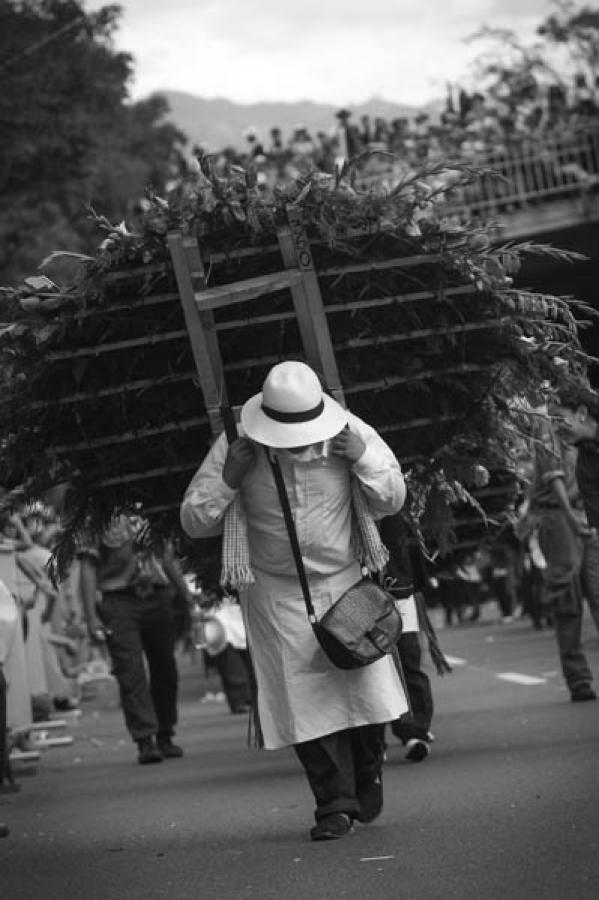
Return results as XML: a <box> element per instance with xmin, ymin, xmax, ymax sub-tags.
<box><xmin>0</xmin><ymin>0</ymin><xmax>188</xmax><ymax>285</ymax></box>
<box><xmin>467</xmin><ymin>2</ymin><xmax>599</xmax><ymax>109</ymax></box>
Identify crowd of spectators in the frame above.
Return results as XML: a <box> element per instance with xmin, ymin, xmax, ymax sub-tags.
<box><xmin>195</xmin><ymin>73</ymin><xmax>599</xmax><ymax>195</ymax></box>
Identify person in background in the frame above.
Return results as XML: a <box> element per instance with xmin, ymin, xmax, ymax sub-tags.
<box><xmin>379</xmin><ymin>513</ymin><xmax>436</xmax><ymax>763</ymax></box>
<box><xmin>523</xmin><ymin>526</ymin><xmax>553</xmax><ymax>629</ymax></box>
<box><xmin>0</xmin><ymin>527</ymin><xmax>32</xmax><ymax>735</ymax></box>
<box><xmin>78</xmin><ymin>515</ymin><xmax>194</xmax><ymax>764</ymax></box>
<box><xmin>21</xmin><ymin>512</ymin><xmax>80</xmax><ymax>713</ymax></box>
<box><xmin>552</xmin><ymin>379</ymin><xmax>599</xmax><ymax>633</ymax></box>
<box><xmin>455</xmin><ymin>553</ymin><xmax>484</xmax><ymax>622</ymax></box>
<box><xmin>181</xmin><ymin>361</ymin><xmax>408</xmax><ymax>841</ymax></box>
<box><xmin>436</xmin><ymin>565</ymin><xmax>462</xmax><ymax>626</ymax></box>
<box><xmin>524</xmin><ymin>390</ymin><xmax>596</xmax><ymax>702</ymax></box>
<box><xmin>2</xmin><ymin>511</ymin><xmax>54</xmax><ymax>720</ymax></box>
<box><xmin>487</xmin><ymin>534</ymin><xmax>520</xmax><ymax>623</ymax></box>
<box><xmin>195</xmin><ymin>586</ymin><xmax>252</xmax><ymax>715</ymax></box>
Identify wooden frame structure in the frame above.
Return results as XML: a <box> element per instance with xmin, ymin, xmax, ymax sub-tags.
<box><xmin>167</xmin><ymin>205</ymin><xmax>345</xmax><ymax>440</ymax></box>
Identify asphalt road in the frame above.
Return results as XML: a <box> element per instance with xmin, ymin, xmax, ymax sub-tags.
<box><xmin>2</xmin><ymin>605</ymin><xmax>599</xmax><ymax>900</ymax></box>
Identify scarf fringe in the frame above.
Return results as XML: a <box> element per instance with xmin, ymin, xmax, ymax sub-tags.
<box><xmin>220</xmin><ymin>563</ymin><xmax>255</xmax><ymax>588</ymax></box>
<box><xmin>350</xmin><ymin>478</ymin><xmax>389</xmax><ymax>573</ymax></box>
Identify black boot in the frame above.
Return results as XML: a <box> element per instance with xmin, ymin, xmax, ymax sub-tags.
<box><xmin>156</xmin><ymin>733</ymin><xmax>183</xmax><ymax>759</ymax></box>
<box><xmin>136</xmin><ymin>736</ymin><xmax>163</xmax><ymax>765</ymax></box>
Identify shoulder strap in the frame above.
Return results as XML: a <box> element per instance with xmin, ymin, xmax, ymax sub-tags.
<box><xmin>266</xmin><ymin>449</ymin><xmax>316</xmax><ymax>621</ymax></box>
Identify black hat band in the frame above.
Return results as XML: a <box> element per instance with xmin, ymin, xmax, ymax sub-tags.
<box><xmin>261</xmin><ymin>399</ymin><xmax>324</xmax><ymax>424</ymax></box>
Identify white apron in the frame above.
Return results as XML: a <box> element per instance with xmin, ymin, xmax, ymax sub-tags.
<box><xmin>241</xmin><ymin>562</ymin><xmax>408</xmax><ymax>750</ymax></box>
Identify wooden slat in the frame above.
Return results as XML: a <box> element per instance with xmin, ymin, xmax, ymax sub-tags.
<box><xmin>25</xmin><ymin>357</ymin><xmax>484</xmax><ymax>414</ymax></box>
<box><xmin>47</xmin><ymin>328</ymin><xmax>187</xmax><ymax>361</ymax></box>
<box><xmin>336</xmin><ymin>317</ymin><xmax>509</xmax><ymax>351</ymax></box>
<box><xmin>141</xmin><ymin>502</ymin><xmax>181</xmax><ymax>516</ymax></box>
<box><xmin>99</xmin><ymin>462</ymin><xmax>198</xmax><ymax>487</ymax></box>
<box><xmin>44</xmin><ymin>284</ymin><xmax>488</xmax><ymax>366</ymax></box>
<box><xmin>73</xmin><ymin>291</ymin><xmax>180</xmax><ymax>319</ymax></box>
<box><xmin>204</xmin><ymin>242</ymin><xmax>280</xmax><ymax>264</ymax></box>
<box><xmin>101</xmin><ymin>447</ymin><xmax>430</xmax><ymax>489</ymax></box>
<box><xmin>379</xmin><ymin>414</ymin><xmax>459</xmax><ymax>433</ymax></box>
<box><xmin>42</xmin><ymin>283</ymin><xmax>484</xmax><ymax>364</ymax></box>
<box><xmin>168</xmin><ymin>232</ymin><xmax>229</xmax><ymax>436</ymax></box>
<box><xmin>343</xmin><ymin>363</ymin><xmax>485</xmax><ymax>395</ymax></box>
<box><xmin>318</xmin><ymin>254</ymin><xmax>441</xmax><ymax>278</ymax></box>
<box><xmin>25</xmin><ymin>372</ymin><xmax>193</xmax><ymax>409</ymax></box>
<box><xmin>279</xmin><ymin>207</ymin><xmax>345</xmax><ymax>405</ymax></box>
<box><xmin>50</xmin><ymin>415</ymin><xmax>209</xmax><ymax>454</ymax></box>
<box><xmin>103</xmin><ymin>262</ymin><xmax>170</xmax><ymax>282</ymax></box>
<box><xmin>325</xmin><ymin>283</ymin><xmax>475</xmax><ymax>314</ymax></box>
<box><xmin>195</xmin><ymin>270</ymin><xmax>302</xmax><ymax>310</ymax></box>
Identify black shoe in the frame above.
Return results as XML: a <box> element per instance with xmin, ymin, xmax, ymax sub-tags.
<box><xmin>156</xmin><ymin>735</ymin><xmax>183</xmax><ymax>758</ymax></box>
<box><xmin>310</xmin><ymin>813</ymin><xmax>353</xmax><ymax>841</ymax></box>
<box><xmin>355</xmin><ymin>774</ymin><xmax>383</xmax><ymax>824</ymax></box>
<box><xmin>571</xmin><ymin>684</ymin><xmax>597</xmax><ymax>703</ymax></box>
<box><xmin>405</xmin><ymin>738</ymin><xmax>430</xmax><ymax>762</ymax></box>
<box><xmin>0</xmin><ymin>823</ymin><xmax>10</xmax><ymax>839</ymax></box>
<box><xmin>137</xmin><ymin>736</ymin><xmax>163</xmax><ymax>765</ymax></box>
<box><xmin>53</xmin><ymin>697</ymin><xmax>79</xmax><ymax>712</ymax></box>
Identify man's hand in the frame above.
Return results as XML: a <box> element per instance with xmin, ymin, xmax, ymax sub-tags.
<box><xmin>567</xmin><ymin>514</ymin><xmax>593</xmax><ymax>540</ymax></box>
<box><xmin>87</xmin><ymin>619</ymin><xmax>107</xmax><ymax>644</ymax></box>
<box><xmin>222</xmin><ymin>437</ymin><xmax>257</xmax><ymax>489</ymax></box>
<box><xmin>331</xmin><ymin>426</ymin><xmax>366</xmax><ymax>463</ymax></box>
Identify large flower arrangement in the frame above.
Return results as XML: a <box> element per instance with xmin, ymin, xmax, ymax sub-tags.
<box><xmin>0</xmin><ymin>154</ymin><xmax>594</xmax><ymax>579</ymax></box>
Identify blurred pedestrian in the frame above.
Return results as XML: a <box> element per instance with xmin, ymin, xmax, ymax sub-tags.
<box><xmin>379</xmin><ymin>513</ymin><xmax>436</xmax><ymax>762</ymax></box>
<box><xmin>198</xmin><ymin>587</ymin><xmax>252</xmax><ymax>715</ymax></box>
<box><xmin>455</xmin><ymin>553</ymin><xmax>484</xmax><ymax>622</ymax></box>
<box><xmin>78</xmin><ymin>515</ymin><xmax>193</xmax><ymax>763</ymax></box>
<box><xmin>552</xmin><ymin>380</ymin><xmax>599</xmax><ymax>632</ymax></box>
<box><xmin>525</xmin><ymin>396</ymin><xmax>596</xmax><ymax>702</ymax></box>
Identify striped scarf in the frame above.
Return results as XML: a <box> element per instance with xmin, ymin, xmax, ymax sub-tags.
<box><xmin>220</xmin><ymin>477</ymin><xmax>389</xmax><ymax>588</ymax></box>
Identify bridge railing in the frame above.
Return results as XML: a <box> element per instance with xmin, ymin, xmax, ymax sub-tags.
<box><xmin>356</xmin><ymin>130</ymin><xmax>599</xmax><ymax>222</ymax></box>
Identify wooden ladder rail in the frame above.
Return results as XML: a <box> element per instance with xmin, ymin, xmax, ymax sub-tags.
<box><xmin>168</xmin><ymin>211</ymin><xmax>345</xmax><ymax>441</ymax></box>
<box><xmin>277</xmin><ymin>205</ymin><xmax>345</xmax><ymax>408</ymax></box>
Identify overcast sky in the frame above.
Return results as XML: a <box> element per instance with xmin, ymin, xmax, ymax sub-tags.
<box><xmin>91</xmin><ymin>1</ymin><xmax>553</xmax><ymax>106</ymax></box>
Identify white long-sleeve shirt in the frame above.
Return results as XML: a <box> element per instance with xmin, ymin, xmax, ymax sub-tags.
<box><xmin>181</xmin><ymin>411</ymin><xmax>408</xmax><ymax>748</ymax></box>
<box><xmin>181</xmin><ymin>411</ymin><xmax>405</xmax><ymax>578</ymax></box>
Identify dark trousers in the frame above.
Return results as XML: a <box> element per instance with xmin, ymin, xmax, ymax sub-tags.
<box><xmin>293</xmin><ymin>724</ymin><xmax>386</xmax><ymax>822</ymax></box>
<box><xmin>538</xmin><ymin>508</ymin><xmax>593</xmax><ymax>692</ymax></box>
<box><xmin>0</xmin><ymin>668</ymin><xmax>8</xmax><ymax>786</ymax></box>
<box><xmin>213</xmin><ymin>645</ymin><xmax>252</xmax><ymax>712</ymax></box>
<box><xmin>491</xmin><ymin>576</ymin><xmax>512</xmax><ymax>618</ymax></box>
<box><xmin>98</xmin><ymin>587</ymin><xmax>179</xmax><ymax>742</ymax></box>
<box><xmin>581</xmin><ymin>533</ymin><xmax>599</xmax><ymax>631</ymax></box>
<box><xmin>391</xmin><ymin>632</ymin><xmax>433</xmax><ymax>742</ymax></box>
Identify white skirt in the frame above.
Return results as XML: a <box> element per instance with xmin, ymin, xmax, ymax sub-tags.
<box><xmin>241</xmin><ymin>563</ymin><xmax>408</xmax><ymax>750</ymax></box>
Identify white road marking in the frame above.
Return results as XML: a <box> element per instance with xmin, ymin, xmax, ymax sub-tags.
<box><xmin>444</xmin><ymin>655</ymin><xmax>467</xmax><ymax>666</ymax></box>
<box><xmin>360</xmin><ymin>856</ymin><xmax>395</xmax><ymax>862</ymax></box>
<box><xmin>496</xmin><ymin>672</ymin><xmax>547</xmax><ymax>685</ymax></box>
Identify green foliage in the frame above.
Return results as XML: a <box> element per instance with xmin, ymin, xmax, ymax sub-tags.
<box><xmin>469</xmin><ymin>1</ymin><xmax>599</xmax><ymax>103</ymax></box>
<box><xmin>0</xmin><ymin>0</ymin><xmax>187</xmax><ymax>285</ymax></box>
<box><xmin>0</xmin><ymin>153</ymin><xmax>594</xmax><ymax>573</ymax></box>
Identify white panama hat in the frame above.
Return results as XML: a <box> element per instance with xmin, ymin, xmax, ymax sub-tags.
<box><xmin>240</xmin><ymin>361</ymin><xmax>348</xmax><ymax>448</ymax></box>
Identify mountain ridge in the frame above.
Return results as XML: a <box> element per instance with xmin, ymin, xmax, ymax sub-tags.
<box><xmin>160</xmin><ymin>90</ymin><xmax>443</xmax><ymax>152</ymax></box>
